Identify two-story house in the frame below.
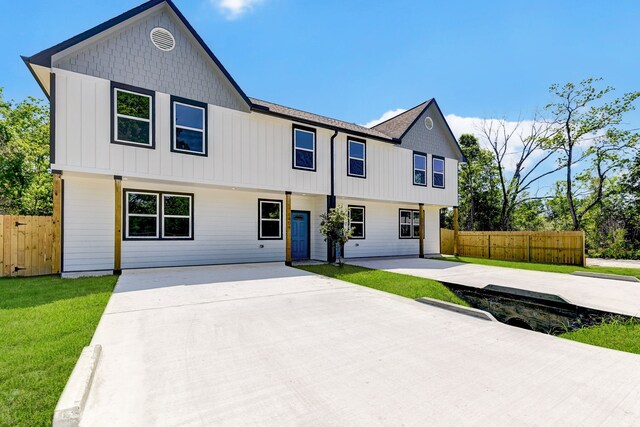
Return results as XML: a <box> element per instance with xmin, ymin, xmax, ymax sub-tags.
<box><xmin>22</xmin><ymin>0</ymin><xmax>464</xmax><ymax>275</ymax></box>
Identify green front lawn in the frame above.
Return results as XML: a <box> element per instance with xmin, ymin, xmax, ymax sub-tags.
<box><xmin>438</xmin><ymin>256</ymin><xmax>640</xmax><ymax>279</ymax></box>
<box><xmin>560</xmin><ymin>319</ymin><xmax>640</xmax><ymax>355</ymax></box>
<box><xmin>297</xmin><ymin>264</ymin><xmax>469</xmax><ymax>306</ymax></box>
<box><xmin>0</xmin><ymin>275</ymin><xmax>117</xmax><ymax>427</ymax></box>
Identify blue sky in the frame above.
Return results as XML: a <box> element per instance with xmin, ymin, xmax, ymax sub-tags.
<box><xmin>2</xmin><ymin>0</ymin><xmax>640</xmax><ymax>184</ymax></box>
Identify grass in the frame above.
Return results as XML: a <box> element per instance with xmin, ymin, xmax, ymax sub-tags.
<box><xmin>560</xmin><ymin>318</ymin><xmax>640</xmax><ymax>355</ymax></box>
<box><xmin>297</xmin><ymin>263</ymin><xmax>469</xmax><ymax>306</ymax></box>
<box><xmin>0</xmin><ymin>275</ymin><xmax>117</xmax><ymax>427</ymax></box>
<box><xmin>437</xmin><ymin>256</ymin><xmax>640</xmax><ymax>279</ymax></box>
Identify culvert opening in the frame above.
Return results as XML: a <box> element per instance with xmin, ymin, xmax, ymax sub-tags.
<box><xmin>505</xmin><ymin>318</ymin><xmax>533</xmax><ymax>330</ymax></box>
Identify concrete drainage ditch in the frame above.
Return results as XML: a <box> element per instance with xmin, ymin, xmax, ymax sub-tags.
<box><xmin>443</xmin><ymin>283</ymin><xmax>631</xmax><ymax>334</ymax></box>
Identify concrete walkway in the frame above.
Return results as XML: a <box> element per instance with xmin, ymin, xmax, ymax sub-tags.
<box><xmin>81</xmin><ymin>263</ymin><xmax>640</xmax><ymax>426</ymax></box>
<box><xmin>349</xmin><ymin>257</ymin><xmax>640</xmax><ymax>316</ymax></box>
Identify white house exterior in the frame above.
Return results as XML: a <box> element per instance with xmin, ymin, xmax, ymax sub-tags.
<box><xmin>23</xmin><ymin>0</ymin><xmax>464</xmax><ymax>274</ymax></box>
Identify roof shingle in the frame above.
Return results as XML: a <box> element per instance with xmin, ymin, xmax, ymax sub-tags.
<box><xmin>371</xmin><ymin>101</ymin><xmax>432</xmax><ymax>139</ymax></box>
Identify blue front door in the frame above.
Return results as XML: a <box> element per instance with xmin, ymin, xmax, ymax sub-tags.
<box><xmin>291</xmin><ymin>211</ymin><xmax>310</xmax><ymax>260</ymax></box>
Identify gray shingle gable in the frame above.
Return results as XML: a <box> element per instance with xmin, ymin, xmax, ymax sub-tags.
<box><xmin>52</xmin><ymin>6</ymin><xmax>249</xmax><ymax>112</ymax></box>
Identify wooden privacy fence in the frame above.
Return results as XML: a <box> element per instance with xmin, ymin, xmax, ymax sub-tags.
<box><xmin>0</xmin><ymin>215</ymin><xmax>56</xmax><ymax>277</ymax></box>
<box><xmin>440</xmin><ymin>229</ymin><xmax>586</xmax><ymax>266</ymax></box>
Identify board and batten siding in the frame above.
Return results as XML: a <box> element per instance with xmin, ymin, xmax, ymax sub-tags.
<box><xmin>53</xmin><ymin>68</ymin><xmax>331</xmax><ymax>196</ymax></box>
<box><xmin>334</xmin><ymin>136</ymin><xmax>459</xmax><ymax>206</ymax></box>
<box><xmin>340</xmin><ymin>199</ymin><xmax>441</xmax><ymax>258</ymax></box>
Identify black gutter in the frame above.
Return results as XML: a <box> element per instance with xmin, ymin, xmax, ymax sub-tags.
<box><xmin>326</xmin><ymin>128</ymin><xmax>338</xmax><ymax>263</ymax></box>
<box><xmin>250</xmin><ymin>106</ymin><xmax>402</xmax><ymax>146</ymax></box>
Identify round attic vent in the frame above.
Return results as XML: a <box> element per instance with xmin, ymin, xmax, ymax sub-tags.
<box><xmin>150</xmin><ymin>27</ymin><xmax>175</xmax><ymax>51</ymax></box>
<box><xmin>424</xmin><ymin>116</ymin><xmax>434</xmax><ymax>130</ymax></box>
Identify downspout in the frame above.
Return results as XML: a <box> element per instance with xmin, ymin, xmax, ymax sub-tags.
<box><xmin>327</xmin><ymin>128</ymin><xmax>338</xmax><ymax>262</ymax></box>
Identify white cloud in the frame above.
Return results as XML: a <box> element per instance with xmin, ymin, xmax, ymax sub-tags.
<box><xmin>212</xmin><ymin>0</ymin><xmax>263</xmax><ymax>19</ymax></box>
<box><xmin>362</xmin><ymin>109</ymin><xmax>407</xmax><ymax>128</ymax></box>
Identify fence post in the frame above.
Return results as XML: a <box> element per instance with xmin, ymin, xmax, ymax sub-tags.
<box><xmin>487</xmin><ymin>234</ymin><xmax>491</xmax><ymax>259</ymax></box>
<box><xmin>528</xmin><ymin>234</ymin><xmax>532</xmax><ymax>263</ymax></box>
<box><xmin>582</xmin><ymin>230</ymin><xmax>586</xmax><ymax>267</ymax></box>
<box><xmin>51</xmin><ymin>171</ymin><xmax>62</xmax><ymax>274</ymax></box>
<box><xmin>453</xmin><ymin>207</ymin><xmax>459</xmax><ymax>256</ymax></box>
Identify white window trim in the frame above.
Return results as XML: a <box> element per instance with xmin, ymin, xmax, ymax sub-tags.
<box><xmin>348</xmin><ymin>206</ymin><xmax>365</xmax><ymax>239</ymax></box>
<box><xmin>348</xmin><ymin>139</ymin><xmax>366</xmax><ymax>177</ymax></box>
<box><xmin>293</xmin><ymin>128</ymin><xmax>316</xmax><ymax>170</ymax></box>
<box><xmin>259</xmin><ymin>200</ymin><xmax>282</xmax><ymax>239</ymax></box>
<box><xmin>399</xmin><ymin>209</ymin><xmax>420</xmax><ymax>239</ymax></box>
<box><xmin>172</xmin><ymin>101</ymin><xmax>206</xmax><ymax>155</ymax></box>
<box><xmin>125</xmin><ymin>191</ymin><xmax>159</xmax><ymax>239</ymax></box>
<box><xmin>162</xmin><ymin>194</ymin><xmax>192</xmax><ymax>239</ymax></box>
<box><xmin>114</xmin><ymin>88</ymin><xmax>153</xmax><ymax>146</ymax></box>
<box><xmin>432</xmin><ymin>157</ymin><xmax>445</xmax><ymax>189</ymax></box>
<box><xmin>413</xmin><ymin>153</ymin><xmax>427</xmax><ymax>186</ymax></box>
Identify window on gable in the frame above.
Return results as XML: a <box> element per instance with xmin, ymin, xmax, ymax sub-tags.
<box><xmin>348</xmin><ymin>138</ymin><xmax>366</xmax><ymax>178</ymax></box>
<box><xmin>293</xmin><ymin>126</ymin><xmax>316</xmax><ymax>171</ymax></box>
<box><xmin>348</xmin><ymin>205</ymin><xmax>365</xmax><ymax>239</ymax></box>
<box><xmin>413</xmin><ymin>152</ymin><xmax>427</xmax><ymax>186</ymax></box>
<box><xmin>432</xmin><ymin>156</ymin><xmax>445</xmax><ymax>188</ymax></box>
<box><xmin>124</xmin><ymin>190</ymin><xmax>193</xmax><ymax>240</ymax></box>
<box><xmin>259</xmin><ymin>199</ymin><xmax>282</xmax><ymax>239</ymax></box>
<box><xmin>112</xmin><ymin>83</ymin><xmax>154</xmax><ymax>148</ymax></box>
<box><xmin>399</xmin><ymin>209</ymin><xmax>421</xmax><ymax>239</ymax></box>
<box><xmin>171</xmin><ymin>96</ymin><xmax>207</xmax><ymax>156</ymax></box>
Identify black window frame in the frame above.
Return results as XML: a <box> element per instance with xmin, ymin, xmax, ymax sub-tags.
<box><xmin>348</xmin><ymin>205</ymin><xmax>366</xmax><ymax>239</ymax></box>
<box><xmin>399</xmin><ymin>208</ymin><xmax>420</xmax><ymax>239</ymax></box>
<box><xmin>347</xmin><ymin>137</ymin><xmax>366</xmax><ymax>178</ymax></box>
<box><xmin>258</xmin><ymin>199</ymin><xmax>283</xmax><ymax>240</ymax></box>
<box><xmin>292</xmin><ymin>125</ymin><xmax>317</xmax><ymax>172</ymax></box>
<box><xmin>432</xmin><ymin>155</ymin><xmax>446</xmax><ymax>189</ymax></box>
<box><xmin>111</xmin><ymin>81</ymin><xmax>155</xmax><ymax>149</ymax></box>
<box><xmin>413</xmin><ymin>151</ymin><xmax>427</xmax><ymax>186</ymax></box>
<box><xmin>170</xmin><ymin>95</ymin><xmax>208</xmax><ymax>157</ymax></box>
<box><xmin>123</xmin><ymin>189</ymin><xmax>194</xmax><ymax>241</ymax></box>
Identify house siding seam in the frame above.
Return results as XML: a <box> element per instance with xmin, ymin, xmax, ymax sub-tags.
<box><xmin>52</xmin><ymin>8</ymin><xmax>247</xmax><ymax>112</ymax></box>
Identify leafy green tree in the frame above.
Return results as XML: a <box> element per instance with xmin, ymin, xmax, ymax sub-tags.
<box><xmin>319</xmin><ymin>205</ymin><xmax>353</xmax><ymax>266</ymax></box>
<box><xmin>0</xmin><ymin>88</ymin><xmax>51</xmax><ymax>215</ymax></box>
<box><xmin>457</xmin><ymin>134</ymin><xmax>502</xmax><ymax>230</ymax></box>
<box><xmin>546</xmin><ymin>78</ymin><xmax>640</xmax><ymax>230</ymax></box>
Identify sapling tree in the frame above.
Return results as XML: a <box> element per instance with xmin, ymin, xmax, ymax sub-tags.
<box><xmin>319</xmin><ymin>205</ymin><xmax>353</xmax><ymax>266</ymax></box>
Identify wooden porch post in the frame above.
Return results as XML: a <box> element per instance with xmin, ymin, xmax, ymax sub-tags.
<box><xmin>453</xmin><ymin>206</ymin><xmax>459</xmax><ymax>256</ymax></box>
<box><xmin>419</xmin><ymin>203</ymin><xmax>424</xmax><ymax>258</ymax></box>
<box><xmin>114</xmin><ymin>176</ymin><xmax>122</xmax><ymax>274</ymax></box>
<box><xmin>285</xmin><ymin>191</ymin><xmax>292</xmax><ymax>266</ymax></box>
<box><xmin>52</xmin><ymin>171</ymin><xmax>62</xmax><ymax>274</ymax></box>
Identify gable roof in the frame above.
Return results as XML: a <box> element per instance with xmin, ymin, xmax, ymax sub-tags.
<box><xmin>373</xmin><ymin>99</ymin><xmax>466</xmax><ymax>161</ymax></box>
<box><xmin>22</xmin><ymin>0</ymin><xmax>252</xmax><ymax>107</ymax></box>
<box><xmin>250</xmin><ymin>98</ymin><xmax>399</xmax><ymax>143</ymax></box>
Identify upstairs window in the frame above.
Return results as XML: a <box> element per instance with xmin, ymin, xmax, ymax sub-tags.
<box><xmin>171</xmin><ymin>96</ymin><xmax>207</xmax><ymax>156</ymax></box>
<box><xmin>413</xmin><ymin>152</ymin><xmax>427</xmax><ymax>186</ymax></box>
<box><xmin>293</xmin><ymin>125</ymin><xmax>316</xmax><ymax>171</ymax></box>
<box><xmin>432</xmin><ymin>156</ymin><xmax>445</xmax><ymax>188</ymax></box>
<box><xmin>259</xmin><ymin>199</ymin><xmax>283</xmax><ymax>239</ymax></box>
<box><xmin>399</xmin><ymin>209</ymin><xmax>421</xmax><ymax>239</ymax></box>
<box><xmin>112</xmin><ymin>82</ymin><xmax>154</xmax><ymax>148</ymax></box>
<box><xmin>348</xmin><ymin>205</ymin><xmax>365</xmax><ymax>239</ymax></box>
<box><xmin>347</xmin><ymin>138</ymin><xmax>366</xmax><ymax>178</ymax></box>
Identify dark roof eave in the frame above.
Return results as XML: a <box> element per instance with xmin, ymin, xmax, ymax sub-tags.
<box><xmin>22</xmin><ymin>0</ymin><xmax>252</xmax><ymax>108</ymax></box>
<box><xmin>250</xmin><ymin>105</ymin><xmax>401</xmax><ymax>145</ymax></box>
<box><xmin>21</xmin><ymin>56</ymin><xmax>50</xmax><ymax>100</ymax></box>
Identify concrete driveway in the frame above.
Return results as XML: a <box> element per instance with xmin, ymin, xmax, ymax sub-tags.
<box><xmin>81</xmin><ymin>263</ymin><xmax>640</xmax><ymax>426</ymax></box>
<box><xmin>349</xmin><ymin>257</ymin><xmax>640</xmax><ymax>317</ymax></box>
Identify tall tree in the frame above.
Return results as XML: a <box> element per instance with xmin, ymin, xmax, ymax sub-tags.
<box><xmin>546</xmin><ymin>78</ymin><xmax>640</xmax><ymax>230</ymax></box>
<box><xmin>457</xmin><ymin>134</ymin><xmax>501</xmax><ymax>230</ymax></box>
<box><xmin>481</xmin><ymin>115</ymin><xmax>561</xmax><ymax>230</ymax></box>
<box><xmin>0</xmin><ymin>88</ymin><xmax>51</xmax><ymax>215</ymax></box>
